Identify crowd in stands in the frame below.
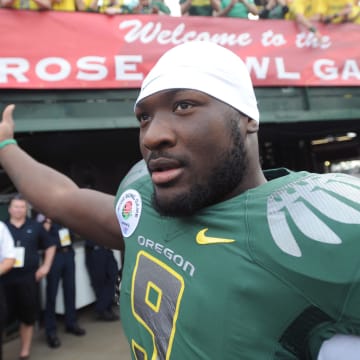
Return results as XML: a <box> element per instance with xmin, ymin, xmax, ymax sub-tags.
<box><xmin>0</xmin><ymin>0</ymin><xmax>172</xmax><ymax>14</ymax></box>
<box><xmin>1</xmin><ymin>0</ymin><xmax>360</xmax><ymax>26</ymax></box>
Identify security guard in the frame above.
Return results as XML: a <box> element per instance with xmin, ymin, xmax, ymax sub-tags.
<box><xmin>85</xmin><ymin>239</ymin><xmax>119</xmax><ymax>321</ymax></box>
<box><xmin>42</xmin><ymin>218</ymin><xmax>85</xmax><ymax>348</ymax></box>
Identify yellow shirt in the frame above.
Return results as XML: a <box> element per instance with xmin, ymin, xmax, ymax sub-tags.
<box><xmin>349</xmin><ymin>3</ymin><xmax>360</xmax><ymax>23</ymax></box>
<box><xmin>318</xmin><ymin>0</ymin><xmax>354</xmax><ymax>23</ymax></box>
<box><xmin>287</xmin><ymin>0</ymin><xmax>323</xmax><ymax>20</ymax></box>
<box><xmin>10</xmin><ymin>0</ymin><xmax>40</xmax><ymax>9</ymax></box>
<box><xmin>52</xmin><ymin>0</ymin><xmax>76</xmax><ymax>11</ymax></box>
<box><xmin>83</xmin><ymin>0</ymin><xmax>128</xmax><ymax>12</ymax></box>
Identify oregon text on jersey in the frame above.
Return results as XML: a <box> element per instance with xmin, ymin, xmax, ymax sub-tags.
<box><xmin>137</xmin><ymin>235</ymin><xmax>196</xmax><ymax>277</ymax></box>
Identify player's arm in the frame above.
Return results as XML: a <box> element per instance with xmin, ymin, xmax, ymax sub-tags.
<box><xmin>0</xmin><ymin>105</ymin><xmax>123</xmax><ymax>251</ymax></box>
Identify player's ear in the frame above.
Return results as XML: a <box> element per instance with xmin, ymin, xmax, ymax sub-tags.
<box><xmin>246</xmin><ymin>117</ymin><xmax>259</xmax><ymax>134</ymax></box>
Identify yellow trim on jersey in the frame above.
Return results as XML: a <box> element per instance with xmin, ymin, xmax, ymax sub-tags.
<box><xmin>130</xmin><ymin>251</ymin><xmax>185</xmax><ymax>360</ymax></box>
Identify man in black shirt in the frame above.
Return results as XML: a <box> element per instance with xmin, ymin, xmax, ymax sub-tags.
<box><xmin>41</xmin><ymin>218</ymin><xmax>85</xmax><ymax>349</ymax></box>
<box><xmin>3</xmin><ymin>194</ymin><xmax>55</xmax><ymax>360</ymax></box>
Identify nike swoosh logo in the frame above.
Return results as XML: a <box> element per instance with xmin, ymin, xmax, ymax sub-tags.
<box><xmin>196</xmin><ymin>228</ymin><xmax>235</xmax><ymax>245</ymax></box>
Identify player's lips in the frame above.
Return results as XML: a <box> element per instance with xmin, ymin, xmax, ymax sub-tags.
<box><xmin>148</xmin><ymin>158</ymin><xmax>183</xmax><ymax>185</ymax></box>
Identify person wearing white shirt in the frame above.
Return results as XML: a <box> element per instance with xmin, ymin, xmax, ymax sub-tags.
<box><xmin>0</xmin><ymin>220</ymin><xmax>16</xmax><ymax>360</ymax></box>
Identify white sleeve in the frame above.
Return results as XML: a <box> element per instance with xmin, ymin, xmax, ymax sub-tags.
<box><xmin>0</xmin><ymin>221</ymin><xmax>15</xmax><ymax>262</ymax></box>
<box><xmin>317</xmin><ymin>334</ymin><xmax>360</xmax><ymax>360</ymax></box>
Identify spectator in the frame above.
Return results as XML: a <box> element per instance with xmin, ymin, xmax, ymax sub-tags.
<box><xmin>319</xmin><ymin>0</ymin><xmax>354</xmax><ymax>24</ymax></box>
<box><xmin>2</xmin><ymin>195</ymin><xmax>56</xmax><ymax>360</ymax></box>
<box><xmin>1</xmin><ymin>0</ymin><xmax>81</xmax><ymax>10</ymax></box>
<box><xmin>258</xmin><ymin>0</ymin><xmax>289</xmax><ymax>19</ymax></box>
<box><xmin>152</xmin><ymin>0</ymin><xmax>171</xmax><ymax>13</ymax></box>
<box><xmin>179</xmin><ymin>0</ymin><xmax>221</xmax><ymax>16</ymax></box>
<box><xmin>287</xmin><ymin>0</ymin><xmax>323</xmax><ymax>37</ymax></box>
<box><xmin>0</xmin><ymin>221</ymin><xmax>15</xmax><ymax>360</ymax></box>
<box><xmin>0</xmin><ymin>0</ymin><xmax>51</xmax><ymax>10</ymax></box>
<box><xmin>85</xmin><ymin>239</ymin><xmax>119</xmax><ymax>321</ymax></box>
<box><xmin>40</xmin><ymin>217</ymin><xmax>86</xmax><ymax>349</ymax></box>
<box><xmin>216</xmin><ymin>0</ymin><xmax>258</xmax><ymax>18</ymax></box>
<box><xmin>51</xmin><ymin>0</ymin><xmax>82</xmax><ymax>11</ymax></box>
<box><xmin>80</xmin><ymin>0</ymin><xmax>134</xmax><ymax>14</ymax></box>
<box><xmin>348</xmin><ymin>0</ymin><xmax>360</xmax><ymax>23</ymax></box>
<box><xmin>133</xmin><ymin>0</ymin><xmax>171</xmax><ymax>14</ymax></box>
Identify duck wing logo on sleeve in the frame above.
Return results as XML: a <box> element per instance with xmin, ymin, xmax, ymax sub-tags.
<box><xmin>267</xmin><ymin>173</ymin><xmax>360</xmax><ymax>257</ymax></box>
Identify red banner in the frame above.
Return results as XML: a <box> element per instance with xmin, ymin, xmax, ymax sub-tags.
<box><xmin>1</xmin><ymin>9</ymin><xmax>360</xmax><ymax>89</ymax></box>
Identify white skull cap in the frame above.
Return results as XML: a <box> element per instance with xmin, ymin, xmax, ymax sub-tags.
<box><xmin>135</xmin><ymin>41</ymin><xmax>259</xmax><ymax>123</ymax></box>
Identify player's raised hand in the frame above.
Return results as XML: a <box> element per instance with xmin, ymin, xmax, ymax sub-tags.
<box><xmin>0</xmin><ymin>104</ymin><xmax>16</xmax><ymax>142</ymax></box>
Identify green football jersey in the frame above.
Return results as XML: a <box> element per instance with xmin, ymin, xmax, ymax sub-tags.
<box><xmin>115</xmin><ymin>161</ymin><xmax>360</xmax><ymax>360</ymax></box>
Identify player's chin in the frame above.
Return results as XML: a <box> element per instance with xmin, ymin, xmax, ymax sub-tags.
<box><xmin>152</xmin><ymin>188</ymin><xmax>196</xmax><ymax>217</ymax></box>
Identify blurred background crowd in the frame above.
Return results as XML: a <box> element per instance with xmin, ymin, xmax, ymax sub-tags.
<box><xmin>0</xmin><ymin>0</ymin><xmax>360</xmax><ymax>31</ymax></box>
